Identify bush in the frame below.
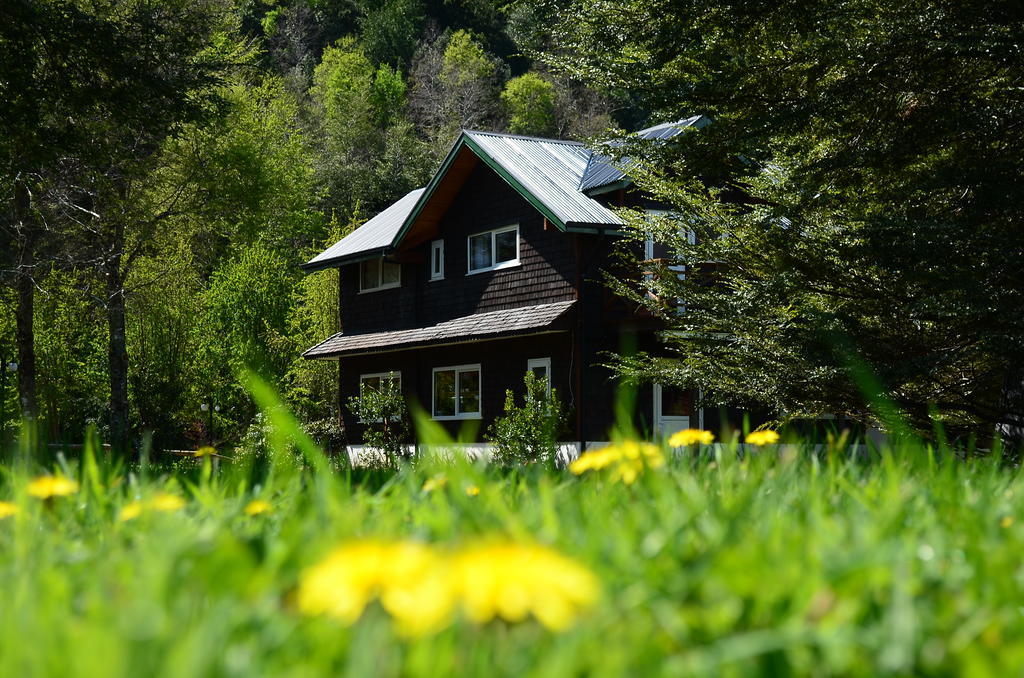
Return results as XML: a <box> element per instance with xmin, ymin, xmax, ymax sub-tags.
<box><xmin>346</xmin><ymin>377</ymin><xmax>410</xmax><ymax>468</ymax></box>
<box><xmin>486</xmin><ymin>371</ymin><xmax>566</xmax><ymax>468</ymax></box>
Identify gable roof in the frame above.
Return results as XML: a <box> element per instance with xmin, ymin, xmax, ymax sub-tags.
<box><xmin>579</xmin><ymin>115</ymin><xmax>708</xmax><ymax>194</ymax></box>
<box><xmin>461</xmin><ymin>130</ymin><xmax>622</xmax><ymax>228</ymax></box>
<box><xmin>303</xmin><ymin>118</ymin><xmax>703</xmax><ymax>270</ymax></box>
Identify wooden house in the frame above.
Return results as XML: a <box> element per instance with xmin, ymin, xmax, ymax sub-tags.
<box><xmin>302</xmin><ymin>119</ymin><xmax>715</xmax><ymax>451</ymax></box>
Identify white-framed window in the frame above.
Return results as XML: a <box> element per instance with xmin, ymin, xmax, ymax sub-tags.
<box><xmin>645</xmin><ymin>209</ymin><xmax>696</xmax><ymax>251</ymax></box>
<box><xmin>467</xmin><ymin>224</ymin><xmax>519</xmax><ymax>274</ymax></box>
<box><xmin>358</xmin><ymin>371</ymin><xmax>402</xmax><ymax>422</ymax></box>
<box><xmin>432</xmin><ymin>364</ymin><xmax>481</xmax><ymax>420</ymax></box>
<box><xmin>643</xmin><ymin>235</ymin><xmax>656</xmax><ymax>261</ymax></box>
<box><xmin>430</xmin><ymin>240</ymin><xmax>445</xmax><ymax>281</ymax></box>
<box><xmin>360</xmin><ymin>371</ymin><xmax>401</xmax><ymax>395</ymax></box>
<box><xmin>644</xmin><ymin>209</ymin><xmax>692</xmax><ymax>313</ymax></box>
<box><xmin>527</xmin><ymin>357</ymin><xmax>551</xmax><ymax>396</ymax></box>
<box><xmin>359</xmin><ymin>257</ymin><xmax>401</xmax><ymax>293</ymax></box>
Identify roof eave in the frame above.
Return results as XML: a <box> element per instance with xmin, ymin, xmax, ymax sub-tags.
<box><xmin>303</xmin><ymin>327</ymin><xmax>571</xmax><ymax>360</ymax></box>
<box><xmin>299</xmin><ymin>247</ymin><xmax>391</xmax><ymax>272</ymax></box>
<box><xmin>582</xmin><ymin>178</ymin><xmax>633</xmax><ymax>197</ymax></box>
<box><xmin>565</xmin><ymin>222</ymin><xmax>626</xmax><ymax>236</ymax></box>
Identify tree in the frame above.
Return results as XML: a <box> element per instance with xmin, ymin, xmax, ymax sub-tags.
<box><xmin>501</xmin><ymin>72</ymin><xmax>556</xmax><ymax>136</ymax></box>
<box><xmin>0</xmin><ymin>0</ymin><xmax>128</xmax><ymax>421</ymax></box>
<box><xmin>61</xmin><ymin>0</ymin><xmax>238</xmax><ymax>453</ymax></box>
<box><xmin>310</xmin><ymin>38</ymin><xmax>432</xmax><ymax>216</ymax></box>
<box><xmin>409</xmin><ymin>29</ymin><xmax>505</xmax><ymax>142</ymax></box>
<box><xmin>358</xmin><ymin>0</ymin><xmax>425</xmax><ymax>69</ymax></box>
<box><xmin>486</xmin><ymin>371</ymin><xmax>566</xmax><ymax>468</ymax></box>
<box><xmin>542</xmin><ymin>0</ymin><xmax>1024</xmax><ymax>438</ymax></box>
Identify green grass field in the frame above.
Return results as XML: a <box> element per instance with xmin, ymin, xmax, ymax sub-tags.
<box><xmin>2</xmin><ymin>390</ymin><xmax>1022</xmax><ymax>677</ymax></box>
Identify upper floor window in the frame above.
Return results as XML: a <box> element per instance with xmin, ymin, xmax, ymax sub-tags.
<box><xmin>467</xmin><ymin>224</ymin><xmax>519</xmax><ymax>274</ymax></box>
<box><xmin>430</xmin><ymin>240</ymin><xmax>444</xmax><ymax>281</ymax></box>
<box><xmin>360</xmin><ymin>257</ymin><xmax>401</xmax><ymax>293</ymax></box>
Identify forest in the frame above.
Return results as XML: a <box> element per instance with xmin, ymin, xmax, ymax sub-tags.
<box><xmin>1</xmin><ymin>0</ymin><xmax>628</xmax><ymax>451</ymax></box>
<box><xmin>3</xmin><ymin>0</ymin><xmax>1022</xmax><ymax>451</ymax></box>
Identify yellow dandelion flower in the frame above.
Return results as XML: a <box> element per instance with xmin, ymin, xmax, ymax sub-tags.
<box><xmin>150</xmin><ymin>492</ymin><xmax>186</xmax><ymax>512</ymax></box>
<box><xmin>297</xmin><ymin>540</ymin><xmax>454</xmax><ymax>636</ymax></box>
<box><xmin>464</xmin><ymin>485</ymin><xmax>480</xmax><ymax>497</ymax></box>
<box><xmin>745</xmin><ymin>430</ymin><xmax>780</xmax><ymax>446</ymax></box>
<box><xmin>1001</xmin><ymin>516</ymin><xmax>1014</xmax><ymax>528</ymax></box>
<box><xmin>118</xmin><ymin>501</ymin><xmax>144</xmax><ymax>522</ymax></box>
<box><xmin>453</xmin><ymin>541</ymin><xmax>599</xmax><ymax>631</ymax></box>
<box><xmin>28</xmin><ymin>475</ymin><xmax>79</xmax><ymax>499</ymax></box>
<box><xmin>569</xmin><ymin>442</ymin><xmax>664</xmax><ymax>485</ymax></box>
<box><xmin>245</xmin><ymin>499</ymin><xmax>273</xmax><ymax>516</ymax></box>
<box><xmin>422</xmin><ymin>475</ymin><xmax>448</xmax><ymax>493</ymax></box>
<box><xmin>194</xmin><ymin>446</ymin><xmax>217</xmax><ymax>458</ymax></box>
<box><xmin>568</xmin><ymin>447</ymin><xmax>619</xmax><ymax>474</ymax></box>
<box><xmin>0</xmin><ymin>501</ymin><xmax>19</xmax><ymax>518</ymax></box>
<box><xmin>668</xmin><ymin>428</ymin><xmax>715</xmax><ymax>447</ymax></box>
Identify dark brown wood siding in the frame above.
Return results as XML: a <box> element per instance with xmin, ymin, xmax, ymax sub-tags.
<box><xmin>338</xmin><ymin>333</ymin><xmax>576</xmax><ymax>442</ymax></box>
<box><xmin>338</xmin><ymin>163</ymin><xmax>576</xmax><ymax>335</ymax></box>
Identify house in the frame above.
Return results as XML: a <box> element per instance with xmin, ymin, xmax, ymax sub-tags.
<box><xmin>301</xmin><ymin>119</ymin><xmax>720</xmax><ymax>452</ymax></box>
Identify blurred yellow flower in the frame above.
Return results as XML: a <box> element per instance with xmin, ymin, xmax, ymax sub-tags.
<box><xmin>245</xmin><ymin>499</ymin><xmax>273</xmax><ymax>516</ymax></box>
<box><xmin>28</xmin><ymin>475</ymin><xmax>79</xmax><ymax>499</ymax></box>
<box><xmin>569</xmin><ymin>441</ymin><xmax>665</xmax><ymax>485</ymax></box>
<box><xmin>453</xmin><ymin>541</ymin><xmax>599</xmax><ymax>630</ymax></box>
<box><xmin>0</xmin><ymin>501</ymin><xmax>19</xmax><ymax>518</ymax></box>
<box><xmin>422</xmin><ymin>475</ymin><xmax>448</xmax><ymax>493</ymax></box>
<box><xmin>151</xmin><ymin>493</ymin><xmax>186</xmax><ymax>512</ymax></box>
<box><xmin>297</xmin><ymin>538</ymin><xmax>600</xmax><ymax>635</ymax></box>
<box><xmin>668</xmin><ymin>429</ymin><xmax>715</xmax><ymax>447</ymax></box>
<box><xmin>297</xmin><ymin>540</ymin><xmax>454</xmax><ymax>636</ymax></box>
<box><xmin>194</xmin><ymin>446</ymin><xmax>217</xmax><ymax>458</ymax></box>
<box><xmin>1001</xmin><ymin>516</ymin><xmax>1013</xmax><ymax>528</ymax></box>
<box><xmin>745</xmin><ymin>430</ymin><xmax>780</xmax><ymax>446</ymax></box>
<box><xmin>118</xmin><ymin>501</ymin><xmax>144</xmax><ymax>522</ymax></box>
<box><xmin>464</xmin><ymin>485</ymin><xmax>480</xmax><ymax>497</ymax></box>
<box><xmin>118</xmin><ymin>493</ymin><xmax>185</xmax><ymax>521</ymax></box>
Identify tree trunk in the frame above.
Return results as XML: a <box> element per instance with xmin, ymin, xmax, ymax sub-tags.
<box><xmin>13</xmin><ymin>178</ymin><xmax>38</xmax><ymax>420</ymax></box>
<box><xmin>106</xmin><ymin>243</ymin><xmax>131</xmax><ymax>455</ymax></box>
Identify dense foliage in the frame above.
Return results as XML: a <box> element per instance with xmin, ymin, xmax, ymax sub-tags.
<box><xmin>535</xmin><ymin>0</ymin><xmax>1024</xmax><ymax>441</ymax></box>
<box><xmin>0</xmin><ymin>0</ymin><xmax>615</xmax><ymax>449</ymax></box>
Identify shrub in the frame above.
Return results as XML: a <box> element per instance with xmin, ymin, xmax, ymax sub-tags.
<box><xmin>486</xmin><ymin>371</ymin><xmax>566</xmax><ymax>468</ymax></box>
<box><xmin>346</xmin><ymin>377</ymin><xmax>410</xmax><ymax>468</ymax></box>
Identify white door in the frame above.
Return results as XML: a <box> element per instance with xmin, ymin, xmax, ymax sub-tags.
<box><xmin>653</xmin><ymin>383</ymin><xmax>690</xmax><ymax>439</ymax></box>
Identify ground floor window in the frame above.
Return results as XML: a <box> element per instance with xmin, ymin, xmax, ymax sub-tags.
<box><xmin>360</xmin><ymin>371</ymin><xmax>401</xmax><ymax>395</ymax></box>
<box><xmin>432</xmin><ymin>364</ymin><xmax>481</xmax><ymax>419</ymax></box>
<box><xmin>358</xmin><ymin>371</ymin><xmax>402</xmax><ymax>422</ymax></box>
<box><xmin>527</xmin><ymin>357</ymin><xmax>551</xmax><ymax>396</ymax></box>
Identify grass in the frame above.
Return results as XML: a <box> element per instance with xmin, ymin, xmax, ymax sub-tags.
<box><xmin>1</xmin><ymin>391</ymin><xmax>1023</xmax><ymax>676</ymax></box>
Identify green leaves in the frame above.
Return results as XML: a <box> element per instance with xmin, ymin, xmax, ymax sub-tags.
<box><xmin>501</xmin><ymin>72</ymin><xmax>556</xmax><ymax>136</ymax></box>
<box><xmin>545</xmin><ymin>0</ymin><xmax>1024</xmax><ymax>438</ymax></box>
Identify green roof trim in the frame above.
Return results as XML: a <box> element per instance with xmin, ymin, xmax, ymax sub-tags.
<box><xmin>389</xmin><ymin>136</ymin><xmax>468</xmax><ymax>248</ymax></box>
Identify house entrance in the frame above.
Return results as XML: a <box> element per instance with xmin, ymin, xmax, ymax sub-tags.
<box><xmin>653</xmin><ymin>384</ymin><xmax>690</xmax><ymax>439</ymax></box>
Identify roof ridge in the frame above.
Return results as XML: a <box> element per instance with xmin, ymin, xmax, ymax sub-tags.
<box><xmin>463</xmin><ymin>129</ymin><xmax>586</xmax><ymax>146</ymax></box>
